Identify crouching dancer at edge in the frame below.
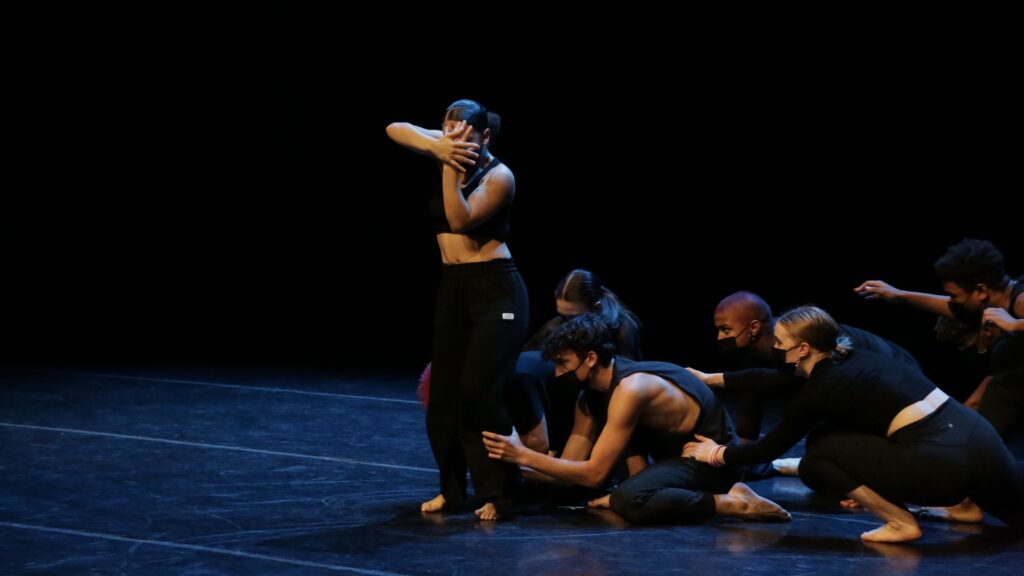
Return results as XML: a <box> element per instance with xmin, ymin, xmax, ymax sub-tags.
<box><xmin>685</xmin><ymin>305</ymin><xmax>1024</xmax><ymax>542</ymax></box>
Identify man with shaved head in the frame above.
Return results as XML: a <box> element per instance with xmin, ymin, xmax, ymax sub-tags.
<box><xmin>689</xmin><ymin>291</ymin><xmax>921</xmax><ymax>454</ymax></box>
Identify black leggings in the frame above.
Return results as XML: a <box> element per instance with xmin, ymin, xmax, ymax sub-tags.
<box><xmin>799</xmin><ymin>400</ymin><xmax>1024</xmax><ymax>529</ymax></box>
<box><xmin>427</xmin><ymin>259</ymin><xmax>529</xmax><ymax>513</ymax></box>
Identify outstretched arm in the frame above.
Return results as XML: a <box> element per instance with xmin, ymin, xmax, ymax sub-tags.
<box><xmin>484</xmin><ymin>385</ymin><xmax>640</xmax><ymax>488</ymax></box>
<box><xmin>685</xmin><ymin>386</ymin><xmax>819</xmax><ymax>466</ymax></box>
<box><xmin>854</xmin><ymin>280</ymin><xmax>952</xmax><ymax>317</ymax></box>
<box><xmin>519</xmin><ymin>397</ymin><xmax>597</xmax><ymax>484</ymax></box>
<box><xmin>685</xmin><ymin>367</ymin><xmax>724</xmax><ymax>387</ymax></box>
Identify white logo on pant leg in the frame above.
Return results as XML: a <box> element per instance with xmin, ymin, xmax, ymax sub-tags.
<box><xmin>502</xmin><ymin>313</ymin><xmax>515</xmax><ymax>320</ymax></box>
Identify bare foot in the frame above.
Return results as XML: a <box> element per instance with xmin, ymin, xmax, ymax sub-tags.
<box><xmin>587</xmin><ymin>494</ymin><xmax>612</xmax><ymax>509</ymax></box>
<box><xmin>474</xmin><ymin>502</ymin><xmax>500</xmax><ymax>521</ymax></box>
<box><xmin>840</xmin><ymin>498</ymin><xmax>862</xmax><ymax>510</ymax></box>
<box><xmin>772</xmin><ymin>457</ymin><xmax>801</xmax><ymax>476</ymax></box>
<box><xmin>862</xmin><ymin>540</ymin><xmax>923</xmax><ymax>566</ymax></box>
<box><xmin>716</xmin><ymin>482</ymin><xmax>792</xmax><ymax>522</ymax></box>
<box><xmin>861</xmin><ymin>521</ymin><xmax>922</xmax><ymax>543</ymax></box>
<box><xmin>421</xmin><ymin>494</ymin><xmax>446</xmax><ymax>513</ymax></box>
<box><xmin>915</xmin><ymin>499</ymin><xmax>983</xmax><ymax>523</ymax></box>
<box><xmin>586</xmin><ymin>506</ymin><xmax>631</xmax><ymax>528</ymax></box>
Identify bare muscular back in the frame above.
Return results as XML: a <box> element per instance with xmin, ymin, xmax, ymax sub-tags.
<box><xmin>620</xmin><ymin>373</ymin><xmax>702</xmax><ymax>437</ymax></box>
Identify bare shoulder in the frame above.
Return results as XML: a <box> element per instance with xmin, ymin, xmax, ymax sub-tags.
<box><xmin>476</xmin><ymin>163</ymin><xmax>515</xmax><ymax>202</ymax></box>
<box><xmin>613</xmin><ymin>373</ymin><xmax>662</xmax><ymax>400</ymax></box>
<box><xmin>484</xmin><ymin>162</ymin><xmax>515</xmax><ymax>188</ymax></box>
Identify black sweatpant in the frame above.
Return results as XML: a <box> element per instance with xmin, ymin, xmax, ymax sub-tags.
<box><xmin>609</xmin><ymin>394</ymin><xmax>739</xmax><ymax>524</ymax></box>
<box><xmin>799</xmin><ymin>400</ymin><xmax>1024</xmax><ymax>529</ymax></box>
<box><xmin>427</xmin><ymin>259</ymin><xmax>528</xmax><ymax>514</ymax></box>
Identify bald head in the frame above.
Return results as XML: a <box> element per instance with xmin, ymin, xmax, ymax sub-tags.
<box><xmin>715</xmin><ymin>291</ymin><xmax>772</xmax><ymax>325</ymax></box>
<box><xmin>713</xmin><ymin>291</ymin><xmax>774</xmax><ymax>351</ymax></box>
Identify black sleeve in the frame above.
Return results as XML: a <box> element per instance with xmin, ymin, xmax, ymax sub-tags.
<box><xmin>724</xmin><ymin>385</ymin><xmax>823</xmax><ymax>465</ymax></box>
<box><xmin>722</xmin><ymin>368</ymin><xmax>797</xmax><ymax>392</ymax></box>
<box><xmin>523</xmin><ymin>317</ymin><xmax>564</xmax><ymax>351</ymax></box>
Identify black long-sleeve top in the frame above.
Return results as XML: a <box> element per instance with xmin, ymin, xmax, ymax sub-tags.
<box><xmin>722</xmin><ymin>323</ymin><xmax>920</xmax><ymax>392</ymax></box>
<box><xmin>724</xmin><ymin>349</ymin><xmax>936</xmax><ymax>465</ymax></box>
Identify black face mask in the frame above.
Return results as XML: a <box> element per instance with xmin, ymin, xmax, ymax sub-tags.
<box><xmin>717</xmin><ymin>337</ymin><xmax>739</xmax><ymax>353</ymax></box>
<box><xmin>556</xmin><ymin>370</ymin><xmax>586</xmax><ymax>390</ymax></box>
<box><xmin>717</xmin><ymin>325</ymin><xmax>751</xmax><ymax>352</ymax></box>
<box><xmin>560</xmin><ymin>359</ymin><xmax>590</xmax><ymax>389</ymax></box>
<box><xmin>948</xmin><ymin>301</ymin><xmax>983</xmax><ymax>327</ymax></box>
<box><xmin>717</xmin><ymin>326</ymin><xmax>753</xmax><ymax>367</ymax></box>
<box><xmin>716</xmin><ymin>336</ymin><xmax>741</xmax><ymax>362</ymax></box>
<box><xmin>771</xmin><ymin>345</ymin><xmax>799</xmax><ymax>375</ymax></box>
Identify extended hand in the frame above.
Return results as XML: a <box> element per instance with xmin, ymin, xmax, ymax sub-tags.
<box><xmin>982</xmin><ymin>307</ymin><xmax>1015</xmax><ymax>332</ymax></box>
<box><xmin>434</xmin><ymin>120</ymin><xmax>479</xmax><ymax>172</ymax></box>
<box><xmin>854</xmin><ymin>280</ymin><xmax>901</xmax><ymax>302</ymax></box>
<box><xmin>482</xmin><ymin>430</ymin><xmax>527</xmax><ymax>464</ymax></box>
<box><xmin>682</xmin><ymin>434</ymin><xmax>720</xmax><ymax>464</ymax></box>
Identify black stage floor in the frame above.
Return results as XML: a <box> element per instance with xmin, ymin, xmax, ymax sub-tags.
<box><xmin>2</xmin><ymin>367</ymin><xmax>1021</xmax><ymax>575</ymax></box>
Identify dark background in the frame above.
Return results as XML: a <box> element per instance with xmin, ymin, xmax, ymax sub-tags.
<box><xmin>4</xmin><ymin>7</ymin><xmax>1018</xmax><ymax>395</ymax></box>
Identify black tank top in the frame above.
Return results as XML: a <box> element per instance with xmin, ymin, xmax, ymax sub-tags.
<box><xmin>428</xmin><ymin>158</ymin><xmax>511</xmax><ymax>242</ymax></box>
<box><xmin>581</xmin><ymin>358</ymin><xmax>736</xmax><ymax>454</ymax></box>
<box><xmin>990</xmin><ymin>275</ymin><xmax>1024</xmax><ymax>375</ymax></box>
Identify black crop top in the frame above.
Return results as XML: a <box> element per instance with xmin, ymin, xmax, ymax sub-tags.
<box><xmin>429</xmin><ymin>158</ymin><xmax>512</xmax><ymax>242</ymax></box>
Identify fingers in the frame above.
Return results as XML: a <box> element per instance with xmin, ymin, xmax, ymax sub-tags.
<box><xmin>443</xmin><ymin>121</ymin><xmax>468</xmax><ymax>138</ymax></box>
<box><xmin>482</xmin><ymin>432</ymin><xmax>510</xmax><ymax>453</ymax></box>
<box><xmin>694</xmin><ymin>434</ymin><xmax>708</xmax><ymax>442</ymax></box>
<box><xmin>483</xmin><ymin>435</ymin><xmax>506</xmax><ymax>460</ymax></box>
<box><xmin>453</xmin><ymin>147</ymin><xmax>479</xmax><ymax>165</ymax></box>
<box><xmin>854</xmin><ymin>280</ymin><xmax>882</xmax><ymax>294</ymax></box>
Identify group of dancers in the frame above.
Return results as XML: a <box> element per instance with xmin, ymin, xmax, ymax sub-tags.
<box><xmin>386</xmin><ymin>99</ymin><xmax>1023</xmax><ymax>543</ymax></box>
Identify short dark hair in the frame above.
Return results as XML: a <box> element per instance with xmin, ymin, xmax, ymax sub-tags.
<box><xmin>934</xmin><ymin>238</ymin><xmax>1008</xmax><ymax>291</ymax></box>
<box><xmin>542</xmin><ymin>313</ymin><xmax>617</xmax><ymax>367</ymax></box>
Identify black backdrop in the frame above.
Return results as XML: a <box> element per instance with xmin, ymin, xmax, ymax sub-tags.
<box><xmin>5</xmin><ymin>7</ymin><xmax>1018</xmax><ymax>395</ymax></box>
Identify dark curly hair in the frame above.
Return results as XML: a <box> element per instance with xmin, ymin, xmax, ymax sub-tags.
<box><xmin>541</xmin><ymin>313</ymin><xmax>617</xmax><ymax>367</ymax></box>
<box><xmin>934</xmin><ymin>238</ymin><xmax>1008</xmax><ymax>291</ymax></box>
